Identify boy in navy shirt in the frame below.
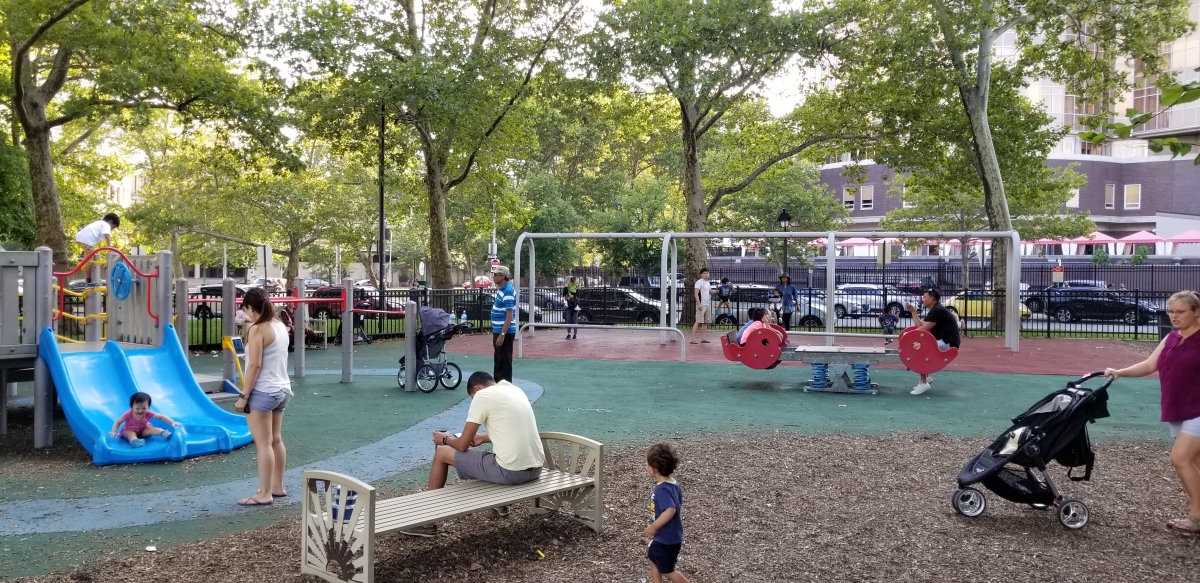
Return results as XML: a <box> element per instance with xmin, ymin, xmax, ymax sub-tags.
<box><xmin>644</xmin><ymin>443</ymin><xmax>689</xmax><ymax>583</ymax></box>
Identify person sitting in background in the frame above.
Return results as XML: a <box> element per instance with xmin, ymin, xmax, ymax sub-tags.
<box><xmin>905</xmin><ymin>289</ymin><xmax>961</xmax><ymax>396</ymax></box>
<box><xmin>735</xmin><ymin>308</ymin><xmax>763</xmax><ymax>346</ymax></box>
<box><xmin>738</xmin><ymin>307</ymin><xmax>775</xmax><ymax>345</ymax></box>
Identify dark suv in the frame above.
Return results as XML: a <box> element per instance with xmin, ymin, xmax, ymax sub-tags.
<box><xmin>192</xmin><ymin>283</ymin><xmax>255</xmax><ymax>318</ymax></box>
<box><xmin>1044</xmin><ymin>287</ymin><xmax>1160</xmax><ymax>324</ymax></box>
<box><xmin>1026</xmin><ymin>280</ymin><xmax>1110</xmax><ymax>313</ymax></box>
<box><xmin>575</xmin><ymin>287</ymin><xmax>663</xmax><ymax>324</ymax></box>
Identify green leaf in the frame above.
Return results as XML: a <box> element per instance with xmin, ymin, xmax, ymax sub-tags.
<box><xmin>1161</xmin><ymin>84</ymin><xmax>1186</xmax><ymax>106</ymax></box>
<box><xmin>1148</xmin><ymin>140</ymin><xmax>1165</xmax><ymax>153</ymax></box>
<box><xmin>1125</xmin><ymin>107</ymin><xmax>1141</xmax><ymax>118</ymax></box>
<box><xmin>1129</xmin><ymin>113</ymin><xmax>1153</xmax><ymax>126</ymax></box>
<box><xmin>1176</xmin><ymin>89</ymin><xmax>1200</xmax><ymax>105</ymax></box>
<box><xmin>1112</xmin><ymin>124</ymin><xmax>1132</xmax><ymax>139</ymax></box>
<box><xmin>1077</xmin><ymin>131</ymin><xmax>1097</xmax><ymax>141</ymax></box>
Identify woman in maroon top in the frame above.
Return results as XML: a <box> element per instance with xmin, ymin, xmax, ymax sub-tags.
<box><xmin>1106</xmin><ymin>290</ymin><xmax>1200</xmax><ymax>532</ymax></box>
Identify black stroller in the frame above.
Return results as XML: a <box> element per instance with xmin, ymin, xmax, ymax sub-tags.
<box><xmin>397</xmin><ymin>306</ymin><xmax>466</xmax><ymax>393</ymax></box>
<box><xmin>951</xmin><ymin>371</ymin><xmax>1113</xmax><ymax>529</ymax></box>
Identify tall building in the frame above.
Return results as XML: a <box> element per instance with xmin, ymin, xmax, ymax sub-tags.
<box><xmin>820</xmin><ymin>3</ymin><xmax>1200</xmax><ymax>249</ymax></box>
<box><xmin>109</xmin><ymin>174</ymin><xmax>146</xmax><ymax>208</ymax></box>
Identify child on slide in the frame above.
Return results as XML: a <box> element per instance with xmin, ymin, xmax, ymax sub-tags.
<box><xmin>109</xmin><ymin>392</ymin><xmax>182</xmax><ymax>448</ymax></box>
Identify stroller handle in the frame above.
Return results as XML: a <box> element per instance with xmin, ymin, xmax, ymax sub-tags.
<box><xmin>1067</xmin><ymin>371</ymin><xmax>1115</xmax><ymax>393</ymax></box>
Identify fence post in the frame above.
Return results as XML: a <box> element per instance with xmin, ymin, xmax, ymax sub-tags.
<box><xmin>294</xmin><ymin>277</ymin><xmax>305</xmax><ymax>378</ymax></box>
<box><xmin>223</xmin><ymin>279</ymin><xmax>235</xmax><ymax>383</ymax></box>
<box><xmin>1133</xmin><ymin>288</ymin><xmax>1139</xmax><ymax>341</ymax></box>
<box><xmin>1045</xmin><ymin>289</ymin><xmax>1052</xmax><ymax>339</ymax></box>
<box><xmin>341</xmin><ymin>277</ymin><xmax>353</xmax><ymax>383</ymax></box>
<box><xmin>33</xmin><ymin>247</ymin><xmax>54</xmax><ymax>449</ymax></box>
<box><xmin>404</xmin><ymin>300</ymin><xmax>417</xmax><ymax>391</ymax></box>
<box><xmin>156</xmin><ymin>251</ymin><xmax>173</xmax><ymax>347</ymax></box>
<box><xmin>176</xmin><ymin>278</ymin><xmax>189</xmax><ymax>350</ymax></box>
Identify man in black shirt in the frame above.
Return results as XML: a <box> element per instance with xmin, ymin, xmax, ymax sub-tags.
<box><xmin>905</xmin><ymin>288</ymin><xmax>961</xmax><ymax>395</ymax></box>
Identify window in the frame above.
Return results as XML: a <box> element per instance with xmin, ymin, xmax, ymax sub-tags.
<box><xmin>899</xmin><ymin>186</ymin><xmax>915</xmax><ymax>208</ymax></box>
<box><xmin>1065</xmin><ymin>189</ymin><xmax>1079</xmax><ymax>208</ymax></box>
<box><xmin>1104</xmin><ymin>183</ymin><xmax>1115</xmax><ymax>209</ymax></box>
<box><xmin>842</xmin><ymin>187</ymin><xmax>856</xmax><ymax>210</ymax></box>
<box><xmin>1124</xmin><ymin>184</ymin><xmax>1141</xmax><ymax>210</ymax></box>
<box><xmin>859</xmin><ymin>185</ymin><xmax>874</xmax><ymax>210</ymax></box>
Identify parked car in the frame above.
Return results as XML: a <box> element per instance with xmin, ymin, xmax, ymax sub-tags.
<box><xmin>304</xmin><ymin>278</ymin><xmax>330</xmax><ymax>290</ymax></box>
<box><xmin>308</xmin><ymin>285</ymin><xmax>405</xmax><ymax>320</ymax></box>
<box><xmin>66</xmin><ymin>280</ymin><xmax>106</xmax><ymax>293</ymax></box>
<box><xmin>461</xmin><ymin>276</ymin><xmax>495</xmax><ymax>288</ymax></box>
<box><xmin>253</xmin><ymin>277</ymin><xmax>287</xmax><ymax>292</ymax></box>
<box><xmin>944</xmin><ymin>291</ymin><xmax>1032</xmax><ymax>320</ymax></box>
<box><xmin>453</xmin><ymin>290</ymin><xmax>542</xmax><ymax>325</ymax></box>
<box><xmin>574</xmin><ymin>287</ymin><xmax>670</xmax><ymax>324</ymax></box>
<box><xmin>521</xmin><ymin>289</ymin><xmax>565</xmax><ymax>311</ymax></box>
<box><xmin>832</xmin><ymin>284</ymin><xmax>921</xmax><ymax>319</ymax></box>
<box><xmin>1044</xmin><ymin>287</ymin><xmax>1160</xmax><ymax>325</ymax></box>
<box><xmin>192</xmin><ymin>283</ymin><xmax>256</xmax><ymax>318</ymax></box>
<box><xmin>1025</xmin><ymin>280</ymin><xmax>1112</xmax><ymax>313</ymax></box>
<box><xmin>712</xmin><ymin>284</ymin><xmax>825</xmax><ymax>328</ymax></box>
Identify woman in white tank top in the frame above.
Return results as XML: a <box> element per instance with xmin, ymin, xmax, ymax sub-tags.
<box><xmin>234</xmin><ymin>288</ymin><xmax>293</xmax><ymax>507</ymax></box>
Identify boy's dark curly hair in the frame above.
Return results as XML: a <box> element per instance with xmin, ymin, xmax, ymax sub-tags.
<box><xmin>645</xmin><ymin>443</ymin><xmax>679</xmax><ymax>477</ymax></box>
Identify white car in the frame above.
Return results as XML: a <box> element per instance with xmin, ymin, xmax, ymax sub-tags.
<box><xmin>833</xmin><ymin>284</ymin><xmax>922</xmax><ymax>319</ymax></box>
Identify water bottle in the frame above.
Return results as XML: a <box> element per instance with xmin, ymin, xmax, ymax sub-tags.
<box><xmin>460</xmin><ymin>310</ymin><xmax>469</xmax><ymax>325</ymax></box>
<box><xmin>449</xmin><ymin>311</ymin><xmax>458</xmax><ymax>325</ymax></box>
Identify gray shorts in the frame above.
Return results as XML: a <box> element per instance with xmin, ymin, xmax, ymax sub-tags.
<box><xmin>1168</xmin><ymin>416</ymin><xmax>1200</xmax><ymax>438</ymax></box>
<box><xmin>454</xmin><ymin>448</ymin><xmax>542</xmax><ymax>485</ymax></box>
<box><xmin>248</xmin><ymin>390</ymin><xmax>291</xmax><ymax>413</ymax></box>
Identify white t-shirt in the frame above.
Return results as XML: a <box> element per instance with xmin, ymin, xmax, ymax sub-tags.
<box><xmin>694</xmin><ymin>278</ymin><xmax>712</xmax><ymax>305</ymax></box>
<box><xmin>465</xmin><ymin>381</ymin><xmax>545</xmax><ymax>471</ymax></box>
<box><xmin>75</xmin><ymin>220</ymin><xmax>112</xmax><ymax>247</ymax></box>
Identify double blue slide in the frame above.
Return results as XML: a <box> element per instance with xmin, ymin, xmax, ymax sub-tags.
<box><xmin>39</xmin><ymin>325</ymin><xmax>252</xmax><ymax>466</ymax></box>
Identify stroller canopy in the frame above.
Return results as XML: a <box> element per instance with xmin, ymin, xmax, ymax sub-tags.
<box><xmin>418</xmin><ymin>306</ymin><xmax>451</xmax><ymax>334</ymax></box>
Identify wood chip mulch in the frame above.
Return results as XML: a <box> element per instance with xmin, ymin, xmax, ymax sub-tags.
<box><xmin>17</xmin><ymin>432</ymin><xmax>1200</xmax><ymax>583</ymax></box>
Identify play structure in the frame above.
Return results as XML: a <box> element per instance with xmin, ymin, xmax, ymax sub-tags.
<box><xmin>0</xmin><ymin>247</ymin><xmax>251</xmax><ymax>464</ymax></box>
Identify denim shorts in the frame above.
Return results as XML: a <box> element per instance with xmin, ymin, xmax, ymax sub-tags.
<box><xmin>647</xmin><ymin>541</ymin><xmax>681</xmax><ymax>574</ymax></box>
<box><xmin>1168</xmin><ymin>416</ymin><xmax>1200</xmax><ymax>438</ymax></box>
<box><xmin>248</xmin><ymin>390</ymin><xmax>291</xmax><ymax>413</ymax></box>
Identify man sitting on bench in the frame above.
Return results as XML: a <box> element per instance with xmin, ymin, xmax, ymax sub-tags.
<box><xmin>406</xmin><ymin>372</ymin><xmax>545</xmax><ymax>537</ymax></box>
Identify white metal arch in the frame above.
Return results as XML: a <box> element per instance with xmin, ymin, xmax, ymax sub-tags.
<box><xmin>514</xmin><ymin>230</ymin><xmax>1021</xmax><ymax>352</ymax></box>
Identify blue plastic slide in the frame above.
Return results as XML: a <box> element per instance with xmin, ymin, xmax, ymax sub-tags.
<box><xmin>38</xmin><ymin>325</ymin><xmax>252</xmax><ymax>466</ymax></box>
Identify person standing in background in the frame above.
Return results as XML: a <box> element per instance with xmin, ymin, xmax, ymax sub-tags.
<box><xmin>491</xmin><ymin>267</ymin><xmax>517</xmax><ymax>382</ymax></box>
<box><xmin>563</xmin><ymin>276</ymin><xmax>580</xmax><ymax>340</ymax></box>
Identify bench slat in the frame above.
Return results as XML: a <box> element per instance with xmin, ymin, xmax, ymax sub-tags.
<box><xmin>373</xmin><ymin>473</ymin><xmax>592</xmax><ymax>533</ymax></box>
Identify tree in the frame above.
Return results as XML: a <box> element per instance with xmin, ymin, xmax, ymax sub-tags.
<box><xmin>6</xmin><ymin>0</ymin><xmax>284</xmax><ymax>265</ymax></box>
<box><xmin>1079</xmin><ymin>80</ymin><xmax>1200</xmax><ymax>163</ymax></box>
<box><xmin>709</xmin><ymin>161</ymin><xmax>848</xmax><ymax>273</ymax></box>
<box><xmin>0</xmin><ymin>141</ymin><xmax>34</xmax><ymax>247</ymax></box>
<box><xmin>591</xmin><ymin>0</ymin><xmax>872</xmax><ymax>303</ymax></box>
<box><xmin>879</xmin><ymin>80</ymin><xmax>1091</xmax><ymax>293</ymax></box>
<box><xmin>831</xmin><ymin>0</ymin><xmax>1189</xmax><ymax>322</ymax></box>
<box><xmin>590</xmin><ymin>176</ymin><xmax>683</xmax><ymax>275</ymax></box>
<box><xmin>281</xmin><ymin>0</ymin><xmax>583</xmax><ymax>288</ymax></box>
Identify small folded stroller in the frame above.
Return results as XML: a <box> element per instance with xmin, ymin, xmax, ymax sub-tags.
<box><xmin>397</xmin><ymin>306</ymin><xmax>466</xmax><ymax>393</ymax></box>
<box><xmin>951</xmin><ymin>371</ymin><xmax>1113</xmax><ymax>529</ymax></box>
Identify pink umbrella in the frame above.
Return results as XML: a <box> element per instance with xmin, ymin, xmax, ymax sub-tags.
<box><xmin>1067</xmin><ymin>231</ymin><xmax>1117</xmax><ymax>244</ymax></box>
<box><xmin>1118</xmin><ymin>230</ymin><xmax>1163</xmax><ymax>244</ymax></box>
<box><xmin>1167</xmin><ymin>229</ymin><xmax>1200</xmax><ymax>244</ymax></box>
<box><xmin>1028</xmin><ymin>237</ymin><xmax>1065</xmax><ymax>245</ymax></box>
<box><xmin>836</xmin><ymin>237</ymin><xmax>875</xmax><ymax>247</ymax></box>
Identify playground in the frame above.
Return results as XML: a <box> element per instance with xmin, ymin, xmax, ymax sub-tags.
<box><xmin>2</xmin><ymin>240</ymin><xmax>1199</xmax><ymax>582</ymax></box>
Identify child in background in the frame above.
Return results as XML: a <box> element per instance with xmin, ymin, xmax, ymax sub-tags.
<box><xmin>879</xmin><ymin>310</ymin><xmax>898</xmax><ymax>344</ymax></box>
<box><xmin>644</xmin><ymin>443</ymin><xmax>689</xmax><ymax>583</ymax></box>
<box><xmin>715</xmin><ymin>278</ymin><xmax>734</xmax><ymax>316</ymax></box>
<box><xmin>109</xmin><ymin>392</ymin><xmax>181</xmax><ymax>448</ymax></box>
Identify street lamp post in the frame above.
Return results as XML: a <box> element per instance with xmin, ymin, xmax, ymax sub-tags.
<box><xmin>777</xmin><ymin>208</ymin><xmax>791</xmax><ymax>277</ymax></box>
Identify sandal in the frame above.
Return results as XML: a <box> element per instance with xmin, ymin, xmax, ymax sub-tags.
<box><xmin>1168</xmin><ymin>515</ymin><xmax>1200</xmax><ymax>533</ymax></box>
<box><xmin>238</xmin><ymin>497</ymin><xmax>274</xmax><ymax>507</ymax></box>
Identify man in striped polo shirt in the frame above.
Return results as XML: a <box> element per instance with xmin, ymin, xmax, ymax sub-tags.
<box><xmin>491</xmin><ymin>266</ymin><xmax>518</xmax><ymax>382</ymax></box>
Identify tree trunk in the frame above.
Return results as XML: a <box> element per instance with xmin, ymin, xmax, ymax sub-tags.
<box><xmin>679</xmin><ymin>99</ymin><xmax>707</xmax><ymax>325</ymax></box>
<box><xmin>961</xmin><ymin>89</ymin><xmax>1013</xmax><ymax>330</ymax></box>
<box><xmin>284</xmin><ymin>239</ymin><xmax>301</xmax><ymax>286</ymax></box>
<box><xmin>170</xmin><ymin>232</ymin><xmax>184</xmax><ymax>280</ymax></box>
<box><xmin>425</xmin><ymin>154</ymin><xmax>453</xmax><ymax>291</ymax></box>
<box><xmin>23</xmin><ymin>126</ymin><xmax>69</xmax><ymax>267</ymax></box>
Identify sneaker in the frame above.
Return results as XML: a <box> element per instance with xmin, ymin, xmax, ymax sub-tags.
<box><xmin>161</xmin><ymin>430</ymin><xmax>173</xmax><ymax>441</ymax></box>
<box><xmin>566</xmin><ymin>334</ymin><xmax>572</xmax><ymax>340</ymax></box>
<box><xmin>494</xmin><ymin>505</ymin><xmax>510</xmax><ymax>517</ymax></box>
<box><xmin>910</xmin><ymin>382</ymin><xmax>932</xmax><ymax>396</ymax></box>
<box><xmin>400</xmin><ymin>524</ymin><xmax>437</xmax><ymax>538</ymax></box>
<box><xmin>130</xmin><ymin>438</ymin><xmax>146</xmax><ymax>448</ymax></box>
<box><xmin>571</xmin><ymin>336</ymin><xmax>577</xmax><ymax>340</ymax></box>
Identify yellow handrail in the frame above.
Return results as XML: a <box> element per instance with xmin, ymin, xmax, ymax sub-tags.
<box><xmin>54</xmin><ymin>334</ymin><xmax>81</xmax><ymax>343</ymax></box>
<box><xmin>52</xmin><ymin>285</ymin><xmax>109</xmax><ymax>298</ymax></box>
<box><xmin>53</xmin><ymin>310</ymin><xmax>108</xmax><ymax>323</ymax></box>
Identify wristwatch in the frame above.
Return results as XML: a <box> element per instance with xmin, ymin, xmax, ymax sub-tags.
<box><xmin>442</xmin><ymin>435</ymin><xmax>448</xmax><ymax>445</ymax></box>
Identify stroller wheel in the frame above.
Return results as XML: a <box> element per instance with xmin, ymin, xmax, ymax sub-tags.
<box><xmin>951</xmin><ymin>487</ymin><xmax>987</xmax><ymax>518</ymax></box>
<box><xmin>396</xmin><ymin>363</ymin><xmax>406</xmax><ymax>388</ymax></box>
<box><xmin>440</xmin><ymin>362</ymin><xmax>462</xmax><ymax>390</ymax></box>
<box><xmin>416</xmin><ymin>364</ymin><xmax>440</xmax><ymax>393</ymax></box>
<box><xmin>1028</xmin><ymin>503</ymin><xmax>1052</xmax><ymax>511</ymax></box>
<box><xmin>1058</xmin><ymin>499</ymin><xmax>1089</xmax><ymax>529</ymax></box>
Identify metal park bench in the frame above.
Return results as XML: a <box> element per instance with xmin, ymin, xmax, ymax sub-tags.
<box><xmin>300</xmin><ymin>432</ymin><xmax>603</xmax><ymax>583</ymax></box>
